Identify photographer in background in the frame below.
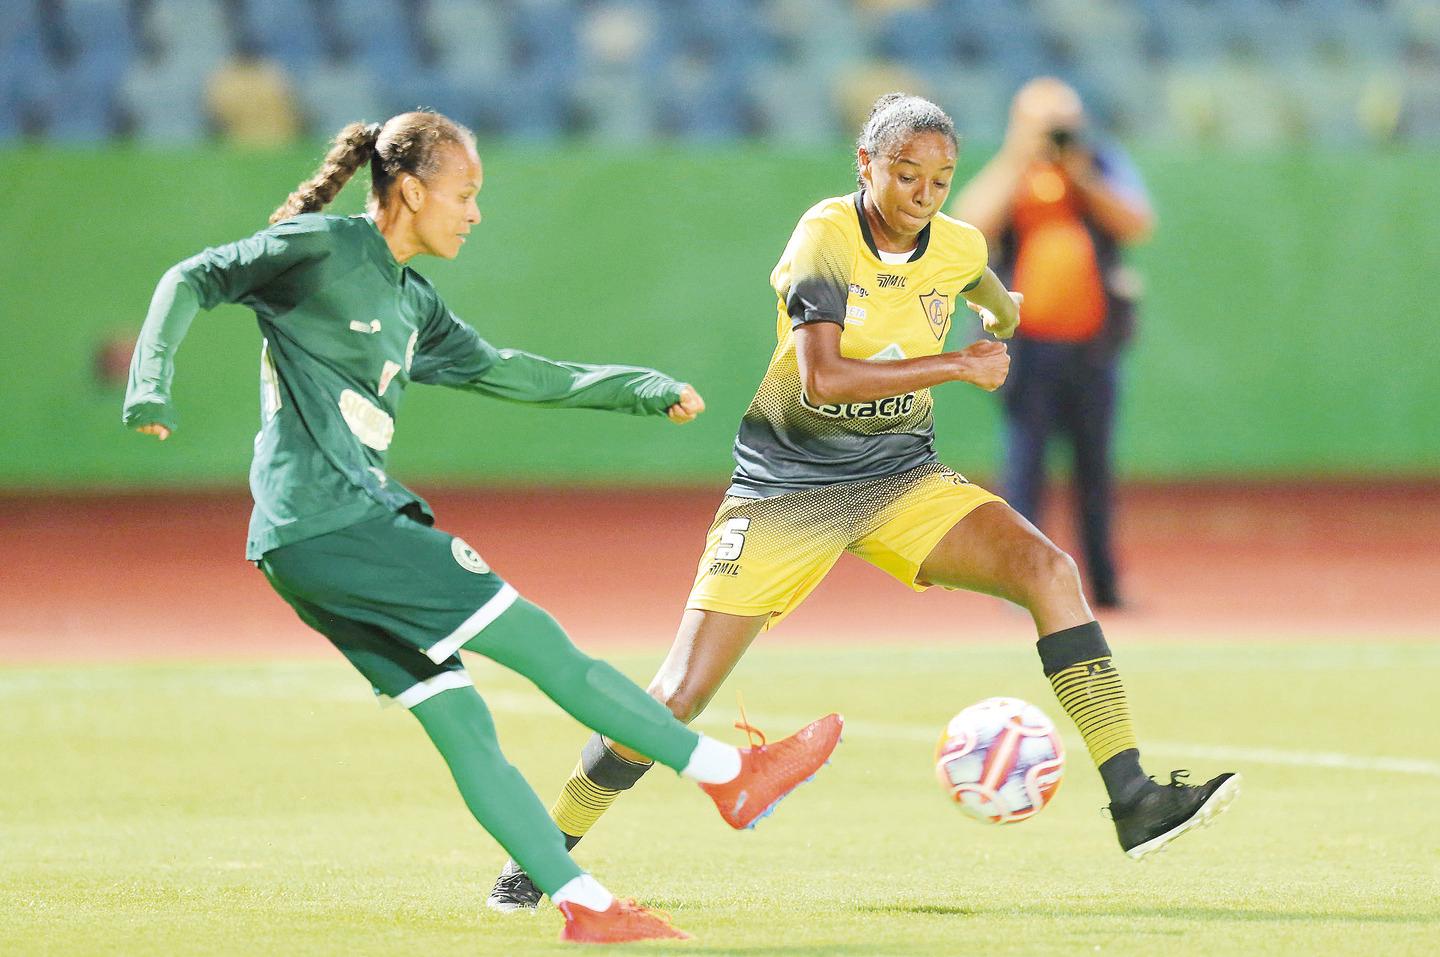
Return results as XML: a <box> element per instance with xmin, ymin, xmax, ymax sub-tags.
<box><xmin>952</xmin><ymin>77</ymin><xmax>1155</xmax><ymax>608</ymax></box>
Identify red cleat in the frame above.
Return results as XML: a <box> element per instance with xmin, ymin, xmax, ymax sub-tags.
<box><xmin>700</xmin><ymin>713</ymin><xmax>843</xmax><ymax>830</ymax></box>
<box><xmin>557</xmin><ymin>898</ymin><xmax>692</xmax><ymax>945</ymax></box>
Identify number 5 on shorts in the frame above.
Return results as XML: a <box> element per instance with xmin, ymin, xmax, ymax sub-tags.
<box><xmin>715</xmin><ymin>518</ymin><xmax>751</xmax><ymax>562</ymax></box>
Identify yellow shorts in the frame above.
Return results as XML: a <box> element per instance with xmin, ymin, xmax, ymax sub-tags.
<box><xmin>686</xmin><ymin>463</ymin><xmax>1004</xmax><ymax>628</ymax></box>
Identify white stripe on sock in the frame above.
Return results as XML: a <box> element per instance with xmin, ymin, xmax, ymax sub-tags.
<box><xmin>680</xmin><ymin>735</ymin><xmax>741</xmax><ymax>784</ymax></box>
<box><xmin>551</xmin><ymin>873</ymin><xmax>615</xmax><ymax>912</ymax></box>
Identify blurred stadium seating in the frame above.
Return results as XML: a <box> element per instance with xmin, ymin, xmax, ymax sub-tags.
<box><xmin>2</xmin><ymin>0</ymin><xmax>1437</xmax><ymax>145</ymax></box>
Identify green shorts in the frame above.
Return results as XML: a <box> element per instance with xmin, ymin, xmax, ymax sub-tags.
<box><xmin>258</xmin><ymin>509</ymin><xmax>517</xmax><ymax>708</ymax></box>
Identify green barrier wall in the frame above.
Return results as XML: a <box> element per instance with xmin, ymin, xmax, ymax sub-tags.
<box><xmin>2</xmin><ymin>145</ymin><xmax>1437</xmax><ymax>487</ymax></box>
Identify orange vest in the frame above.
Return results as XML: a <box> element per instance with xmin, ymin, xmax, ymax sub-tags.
<box><xmin>1010</xmin><ymin>162</ymin><xmax>1107</xmax><ymax>342</ymax></box>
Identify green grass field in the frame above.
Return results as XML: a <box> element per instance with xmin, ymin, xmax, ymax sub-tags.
<box><xmin>4</xmin><ymin>641</ymin><xmax>1438</xmax><ymax>955</ymax></box>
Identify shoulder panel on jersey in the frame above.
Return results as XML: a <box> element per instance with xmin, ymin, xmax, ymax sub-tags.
<box><xmin>783</xmin><ymin>198</ymin><xmax>857</xmax><ymax>330</ymax></box>
<box><xmin>265</xmin><ymin>212</ymin><xmax>343</xmax><ymax>237</ymax></box>
<box><xmin>929</xmin><ymin>212</ymin><xmax>989</xmax><ymax>290</ymax></box>
<box><xmin>252</xmin><ymin>214</ymin><xmax>344</xmax><ymax>267</ymax></box>
<box><xmin>798</xmin><ymin>194</ymin><xmax>863</xmax><ymax>240</ymax></box>
<box><xmin>402</xmin><ymin>269</ymin><xmax>449</xmax><ymax>327</ymax></box>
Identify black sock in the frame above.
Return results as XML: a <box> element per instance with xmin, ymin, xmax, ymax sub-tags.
<box><xmin>1099</xmin><ymin>749</ymin><xmax>1150</xmax><ymax>808</ymax></box>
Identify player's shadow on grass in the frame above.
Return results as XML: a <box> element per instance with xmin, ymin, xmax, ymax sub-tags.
<box><xmin>686</xmin><ymin>947</ymin><xmax>887</xmax><ymax>956</ymax></box>
<box><xmin>858</xmin><ymin>903</ymin><xmax>978</xmax><ymax>917</ymax></box>
<box><xmin>1104</xmin><ymin>905</ymin><xmax>1438</xmax><ymax>925</ymax></box>
<box><xmin>860</xmin><ymin>903</ymin><xmax>1437</xmax><ymax>924</ymax></box>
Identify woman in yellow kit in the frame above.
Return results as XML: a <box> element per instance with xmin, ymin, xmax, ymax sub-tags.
<box><xmin>489</xmin><ymin>92</ymin><xmax>1239</xmax><ymax>909</ymax></box>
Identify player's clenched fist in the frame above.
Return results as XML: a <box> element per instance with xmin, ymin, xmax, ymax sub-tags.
<box><xmin>953</xmin><ymin>339</ymin><xmax>1011</xmax><ymax>392</ymax></box>
<box><xmin>667</xmin><ymin>384</ymin><xmax>705</xmax><ymax>424</ymax></box>
<box><xmin>135</xmin><ymin>423</ymin><xmax>171</xmax><ymax>441</ymax></box>
<box><xmin>966</xmin><ymin>290</ymin><xmax>1023</xmax><ymax>341</ymax></box>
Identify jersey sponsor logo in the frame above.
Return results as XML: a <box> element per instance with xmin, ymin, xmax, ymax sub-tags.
<box><xmin>868</xmin><ymin>343</ymin><xmax>906</xmax><ymax>361</ymax></box>
<box><xmin>846</xmin><ymin>304</ymin><xmax>867</xmax><ymax>322</ymax></box>
<box><xmin>259</xmin><ymin>339</ymin><xmax>282</xmax><ymax>422</ymax></box>
<box><xmin>379</xmin><ymin>360</ymin><xmax>402</xmax><ymax>396</ymax></box>
<box><xmin>877</xmin><ymin>273</ymin><xmax>906</xmax><ymax>288</ymax></box>
<box><xmin>919</xmin><ymin>289</ymin><xmax>950</xmax><ymax>340</ymax></box>
<box><xmin>349</xmin><ymin>319</ymin><xmax>382</xmax><ymax>334</ymax></box>
<box><xmin>707</xmin><ymin>560</ymin><xmax>742</xmax><ymax>578</ymax></box>
<box><xmin>338</xmin><ymin>389</ymin><xmax>395</xmax><ymax>450</ymax></box>
<box><xmin>848</xmin><ymin>283</ymin><xmax>870</xmax><ymax>298</ymax></box>
<box><xmin>939</xmin><ymin>467</ymin><xmax>970</xmax><ymax>486</ymax></box>
<box><xmin>799</xmin><ymin>390</ymin><xmax>918</xmax><ymax>420</ymax></box>
<box><xmin>451</xmin><ymin>537</ymin><xmax>490</xmax><ymax>574</ymax></box>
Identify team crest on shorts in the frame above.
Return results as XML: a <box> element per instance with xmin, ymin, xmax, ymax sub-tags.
<box><xmin>450</xmin><ymin>537</ymin><xmax>490</xmax><ymax>574</ymax></box>
<box><xmin>919</xmin><ymin>289</ymin><xmax>950</xmax><ymax>340</ymax></box>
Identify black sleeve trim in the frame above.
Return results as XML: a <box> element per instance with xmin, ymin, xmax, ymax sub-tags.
<box><xmin>786</xmin><ymin>273</ymin><xmax>848</xmax><ymax>331</ymax></box>
<box><xmin>789</xmin><ymin>312</ymin><xmax>846</xmax><ymax>331</ymax></box>
<box><xmin>961</xmin><ymin>270</ymin><xmax>984</xmax><ymax>293</ymax></box>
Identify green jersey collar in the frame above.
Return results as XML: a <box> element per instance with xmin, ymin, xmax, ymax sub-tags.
<box><xmin>355</xmin><ymin>214</ymin><xmax>405</xmax><ymax>283</ymax></box>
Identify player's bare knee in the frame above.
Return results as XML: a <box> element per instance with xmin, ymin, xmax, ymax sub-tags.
<box><xmin>648</xmin><ymin>671</ymin><xmax>710</xmax><ymax>724</ymax></box>
<box><xmin>662</xmin><ymin>689</ymin><xmax>707</xmax><ymax>724</ymax></box>
<box><xmin>1014</xmin><ymin>543</ymin><xmax>1081</xmax><ymax>606</ymax></box>
<box><xmin>1040</xmin><ymin>547</ymin><xmax>1083</xmax><ymax>599</ymax></box>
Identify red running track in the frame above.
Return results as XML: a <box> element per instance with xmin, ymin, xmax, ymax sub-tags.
<box><xmin>1</xmin><ymin>481</ymin><xmax>1436</xmax><ymax>662</ymax></box>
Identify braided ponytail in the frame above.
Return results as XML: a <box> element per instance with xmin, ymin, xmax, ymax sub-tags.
<box><xmin>269</xmin><ymin>121</ymin><xmax>382</xmax><ymax>224</ymax></box>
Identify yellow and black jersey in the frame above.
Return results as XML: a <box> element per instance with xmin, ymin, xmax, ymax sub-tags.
<box><xmin>729</xmin><ymin>191</ymin><xmax>988</xmax><ymax>497</ymax></box>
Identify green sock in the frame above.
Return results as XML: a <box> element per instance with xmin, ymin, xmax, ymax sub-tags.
<box><xmin>410</xmin><ymin>685</ymin><xmax>581</xmax><ymax>896</ymax></box>
<box><xmin>465</xmin><ymin>597</ymin><xmax>700</xmax><ymax>772</ymax></box>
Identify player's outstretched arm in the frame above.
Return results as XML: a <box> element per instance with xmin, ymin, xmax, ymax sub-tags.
<box><xmin>469</xmin><ymin>348</ymin><xmax>701</xmax><ymax>418</ymax></box>
<box><xmin>961</xmin><ymin>268</ymin><xmax>1023</xmax><ymax>340</ymax></box>
<box><xmin>124</xmin><ymin>225</ymin><xmax>325</xmax><ymax>440</ymax></box>
<box><xmin>409</xmin><ymin>304</ymin><xmax>704</xmax><ymax>421</ymax></box>
<box><xmin>123</xmin><ymin>264</ymin><xmax>205</xmax><ymax>439</ymax></box>
<box><xmin>795</xmin><ymin>321</ymin><xmax>1010</xmax><ymax>404</ymax></box>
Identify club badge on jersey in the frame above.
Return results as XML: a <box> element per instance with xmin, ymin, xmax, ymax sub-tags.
<box><xmin>451</xmin><ymin>538</ymin><xmax>490</xmax><ymax>574</ymax></box>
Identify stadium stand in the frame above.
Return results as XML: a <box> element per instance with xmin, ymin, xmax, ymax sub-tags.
<box><xmin>0</xmin><ymin>0</ymin><xmax>1434</xmax><ymax>144</ymax></box>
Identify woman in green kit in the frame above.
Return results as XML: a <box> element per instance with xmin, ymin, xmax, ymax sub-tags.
<box><xmin>123</xmin><ymin>110</ymin><xmax>842</xmax><ymax>946</ymax></box>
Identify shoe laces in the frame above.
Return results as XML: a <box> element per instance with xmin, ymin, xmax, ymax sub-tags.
<box><xmin>1102</xmin><ymin>769</ymin><xmax>1191</xmax><ymax>816</ymax></box>
<box><xmin>617</xmin><ymin>898</ymin><xmax>678</xmax><ymax>926</ymax></box>
<box><xmin>494</xmin><ymin>868</ymin><xmax>534</xmax><ymax>892</ymax></box>
<box><xmin>733</xmin><ymin>691</ymin><xmax>767</xmax><ymax>748</ymax></box>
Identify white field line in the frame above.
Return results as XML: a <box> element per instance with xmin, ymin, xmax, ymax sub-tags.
<box><xmin>474</xmin><ymin>691</ymin><xmax>1440</xmax><ymax>779</ymax></box>
<box><xmin>2</xmin><ymin>670</ymin><xmax>1436</xmax><ymax>778</ymax></box>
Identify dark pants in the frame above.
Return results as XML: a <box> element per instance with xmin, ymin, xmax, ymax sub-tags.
<box><xmin>1001</xmin><ymin>337</ymin><xmax>1121</xmax><ymax>604</ymax></box>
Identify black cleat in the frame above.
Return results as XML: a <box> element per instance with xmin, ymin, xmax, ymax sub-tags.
<box><xmin>486</xmin><ymin>859</ymin><xmax>543</xmax><ymax>913</ymax></box>
<box><xmin>1110</xmin><ymin>770</ymin><xmax>1241</xmax><ymax>860</ymax></box>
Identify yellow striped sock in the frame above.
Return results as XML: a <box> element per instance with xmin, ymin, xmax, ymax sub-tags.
<box><xmin>1048</xmin><ymin>656</ymin><xmax>1139</xmax><ymax>767</ymax></box>
<box><xmin>549</xmin><ymin>764</ymin><xmax>623</xmax><ymax>839</ymax></box>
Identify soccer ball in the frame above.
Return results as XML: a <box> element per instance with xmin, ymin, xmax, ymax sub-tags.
<box><xmin>934</xmin><ymin>697</ymin><xmax>1065</xmax><ymax>824</ymax></box>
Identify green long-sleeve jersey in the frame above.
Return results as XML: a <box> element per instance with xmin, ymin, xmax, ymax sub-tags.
<box><xmin>123</xmin><ymin>213</ymin><xmax>685</xmax><ymax>559</ymax></box>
